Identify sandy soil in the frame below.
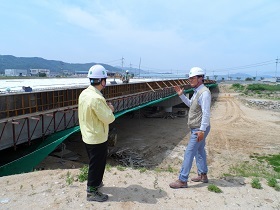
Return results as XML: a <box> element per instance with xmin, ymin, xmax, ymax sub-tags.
<box><xmin>1</xmin><ymin>84</ymin><xmax>280</xmax><ymax>210</ymax></box>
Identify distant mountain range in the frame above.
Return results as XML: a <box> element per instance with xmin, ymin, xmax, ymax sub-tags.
<box><xmin>0</xmin><ymin>55</ymin><xmax>275</xmax><ymax>79</ymax></box>
<box><xmin>0</xmin><ymin>55</ymin><xmax>124</xmax><ymax>74</ymax></box>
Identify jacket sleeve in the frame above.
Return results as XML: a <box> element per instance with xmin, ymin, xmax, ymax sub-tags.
<box><xmin>93</xmin><ymin>98</ymin><xmax>115</xmax><ymax>125</ymax></box>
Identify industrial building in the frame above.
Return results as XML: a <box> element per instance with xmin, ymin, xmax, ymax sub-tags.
<box><xmin>4</xmin><ymin>69</ymin><xmax>28</xmax><ymax>76</ymax></box>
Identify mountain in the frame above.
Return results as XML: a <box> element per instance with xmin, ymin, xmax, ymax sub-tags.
<box><xmin>0</xmin><ymin>55</ymin><xmax>122</xmax><ymax>74</ymax></box>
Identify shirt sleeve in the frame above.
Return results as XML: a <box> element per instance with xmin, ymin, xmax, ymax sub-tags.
<box><xmin>93</xmin><ymin>98</ymin><xmax>115</xmax><ymax>125</ymax></box>
<box><xmin>198</xmin><ymin>91</ymin><xmax>211</xmax><ymax>131</ymax></box>
<box><xmin>179</xmin><ymin>94</ymin><xmax>191</xmax><ymax>107</ymax></box>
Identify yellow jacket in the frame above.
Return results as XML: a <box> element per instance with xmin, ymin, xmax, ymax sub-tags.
<box><xmin>78</xmin><ymin>85</ymin><xmax>115</xmax><ymax>144</ymax></box>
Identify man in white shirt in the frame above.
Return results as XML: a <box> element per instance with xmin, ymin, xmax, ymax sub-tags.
<box><xmin>170</xmin><ymin>67</ymin><xmax>211</xmax><ymax>189</ymax></box>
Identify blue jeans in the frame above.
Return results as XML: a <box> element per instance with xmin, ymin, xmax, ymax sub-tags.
<box><xmin>179</xmin><ymin>126</ymin><xmax>210</xmax><ymax>182</ymax></box>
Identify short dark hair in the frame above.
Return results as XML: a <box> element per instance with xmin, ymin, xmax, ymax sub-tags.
<box><xmin>90</xmin><ymin>78</ymin><xmax>106</xmax><ymax>86</ymax></box>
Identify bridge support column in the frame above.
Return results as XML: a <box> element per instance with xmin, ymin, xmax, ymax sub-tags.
<box><xmin>164</xmin><ymin>106</ymin><xmax>173</xmax><ymax>113</ymax></box>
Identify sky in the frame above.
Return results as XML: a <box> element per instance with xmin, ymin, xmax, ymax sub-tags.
<box><xmin>0</xmin><ymin>0</ymin><xmax>279</xmax><ymax>77</ymax></box>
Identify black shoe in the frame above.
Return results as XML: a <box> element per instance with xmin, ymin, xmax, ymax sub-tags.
<box><xmin>87</xmin><ymin>190</ymin><xmax>108</xmax><ymax>202</ymax></box>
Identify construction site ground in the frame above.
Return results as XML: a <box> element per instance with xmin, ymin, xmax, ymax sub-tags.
<box><xmin>1</xmin><ymin>84</ymin><xmax>280</xmax><ymax>209</ymax></box>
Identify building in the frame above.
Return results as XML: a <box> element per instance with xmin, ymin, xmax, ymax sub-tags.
<box><xmin>5</xmin><ymin>69</ymin><xmax>28</xmax><ymax>76</ymax></box>
<box><xmin>30</xmin><ymin>69</ymin><xmax>50</xmax><ymax>77</ymax></box>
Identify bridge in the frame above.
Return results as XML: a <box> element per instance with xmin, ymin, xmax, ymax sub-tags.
<box><xmin>0</xmin><ymin>78</ymin><xmax>217</xmax><ymax>176</ymax></box>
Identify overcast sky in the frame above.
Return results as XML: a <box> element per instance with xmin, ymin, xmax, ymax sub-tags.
<box><xmin>0</xmin><ymin>0</ymin><xmax>279</xmax><ymax>76</ymax></box>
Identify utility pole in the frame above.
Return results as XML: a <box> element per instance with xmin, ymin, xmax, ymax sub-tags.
<box><xmin>121</xmin><ymin>57</ymin><xmax>124</xmax><ymax>73</ymax></box>
<box><xmin>138</xmin><ymin>57</ymin><xmax>141</xmax><ymax>77</ymax></box>
<box><xmin>276</xmin><ymin>56</ymin><xmax>279</xmax><ymax>79</ymax></box>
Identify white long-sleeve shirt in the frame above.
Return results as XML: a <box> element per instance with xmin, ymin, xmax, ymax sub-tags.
<box><xmin>179</xmin><ymin>84</ymin><xmax>211</xmax><ymax>131</ymax></box>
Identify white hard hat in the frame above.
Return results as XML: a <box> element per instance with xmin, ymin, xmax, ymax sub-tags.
<box><xmin>189</xmin><ymin>67</ymin><xmax>205</xmax><ymax>78</ymax></box>
<box><xmin>126</xmin><ymin>70</ymin><xmax>129</xmax><ymax>73</ymax></box>
<box><xmin>87</xmin><ymin>64</ymin><xmax>108</xmax><ymax>79</ymax></box>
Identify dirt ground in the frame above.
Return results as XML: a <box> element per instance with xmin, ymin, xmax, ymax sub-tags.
<box><xmin>1</xmin><ymin>84</ymin><xmax>280</xmax><ymax>209</ymax></box>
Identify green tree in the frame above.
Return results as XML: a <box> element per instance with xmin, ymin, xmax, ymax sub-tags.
<box><xmin>38</xmin><ymin>72</ymin><xmax>47</xmax><ymax>77</ymax></box>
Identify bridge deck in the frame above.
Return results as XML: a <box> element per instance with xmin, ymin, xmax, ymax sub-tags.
<box><xmin>0</xmin><ymin>79</ymin><xmax>216</xmax><ymax>150</ymax></box>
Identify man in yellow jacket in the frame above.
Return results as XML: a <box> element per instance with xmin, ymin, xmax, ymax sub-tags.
<box><xmin>78</xmin><ymin>64</ymin><xmax>115</xmax><ymax>202</ymax></box>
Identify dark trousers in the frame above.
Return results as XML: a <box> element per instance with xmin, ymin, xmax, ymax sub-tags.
<box><xmin>85</xmin><ymin>141</ymin><xmax>108</xmax><ymax>187</ymax></box>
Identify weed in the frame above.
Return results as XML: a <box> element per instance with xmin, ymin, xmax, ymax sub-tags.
<box><xmin>208</xmin><ymin>184</ymin><xmax>222</xmax><ymax>193</ymax></box>
<box><xmin>154</xmin><ymin>168</ymin><xmax>162</xmax><ymax>173</ymax></box>
<box><xmin>66</xmin><ymin>171</ymin><xmax>74</xmax><ymax>185</ymax></box>
<box><xmin>106</xmin><ymin>164</ymin><xmax>112</xmax><ymax>172</ymax></box>
<box><xmin>167</xmin><ymin>165</ymin><xmax>174</xmax><ymax>173</ymax></box>
<box><xmin>116</xmin><ymin>165</ymin><xmax>126</xmax><ymax>171</ymax></box>
<box><xmin>267</xmin><ymin>177</ymin><xmax>277</xmax><ymax>187</ymax></box>
<box><xmin>231</xmin><ymin>83</ymin><xmax>245</xmax><ymax>92</ymax></box>
<box><xmin>274</xmin><ymin>184</ymin><xmax>280</xmax><ymax>191</ymax></box>
<box><xmin>228</xmin><ymin>160</ymin><xmax>280</xmax><ymax>179</ymax></box>
<box><xmin>251</xmin><ymin>178</ymin><xmax>262</xmax><ymax>189</ymax></box>
<box><xmin>78</xmin><ymin>165</ymin><xmax>88</xmax><ymax>182</ymax></box>
<box><xmin>138</xmin><ymin>167</ymin><xmax>147</xmax><ymax>173</ymax></box>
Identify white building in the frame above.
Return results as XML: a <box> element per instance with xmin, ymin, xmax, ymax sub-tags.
<box><xmin>5</xmin><ymin>69</ymin><xmax>28</xmax><ymax>76</ymax></box>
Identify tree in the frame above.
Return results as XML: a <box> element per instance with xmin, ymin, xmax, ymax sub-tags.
<box><xmin>38</xmin><ymin>72</ymin><xmax>47</xmax><ymax>77</ymax></box>
<box><xmin>245</xmin><ymin>77</ymin><xmax>253</xmax><ymax>81</ymax></box>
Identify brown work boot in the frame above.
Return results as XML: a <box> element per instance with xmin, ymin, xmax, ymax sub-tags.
<box><xmin>191</xmin><ymin>173</ymin><xmax>208</xmax><ymax>183</ymax></box>
<box><xmin>169</xmin><ymin>180</ymin><xmax>188</xmax><ymax>189</ymax></box>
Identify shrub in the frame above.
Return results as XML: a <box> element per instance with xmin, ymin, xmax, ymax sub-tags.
<box><xmin>251</xmin><ymin>178</ymin><xmax>262</xmax><ymax>189</ymax></box>
<box><xmin>208</xmin><ymin>184</ymin><xmax>222</xmax><ymax>193</ymax></box>
<box><xmin>78</xmin><ymin>165</ymin><xmax>89</xmax><ymax>182</ymax></box>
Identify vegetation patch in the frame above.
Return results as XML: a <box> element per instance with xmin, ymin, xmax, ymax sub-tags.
<box><xmin>231</xmin><ymin>83</ymin><xmax>245</xmax><ymax>92</ymax></box>
<box><xmin>230</xmin><ymin>83</ymin><xmax>280</xmax><ymax>100</ymax></box>
<box><xmin>78</xmin><ymin>165</ymin><xmax>89</xmax><ymax>182</ymax></box>
<box><xmin>207</xmin><ymin>184</ymin><xmax>222</xmax><ymax>193</ymax></box>
<box><xmin>251</xmin><ymin>178</ymin><xmax>262</xmax><ymax>189</ymax></box>
<box><xmin>246</xmin><ymin>84</ymin><xmax>280</xmax><ymax>91</ymax></box>
<box><xmin>267</xmin><ymin>177</ymin><xmax>277</xmax><ymax>187</ymax></box>
<box><xmin>250</xmin><ymin>153</ymin><xmax>280</xmax><ymax>173</ymax></box>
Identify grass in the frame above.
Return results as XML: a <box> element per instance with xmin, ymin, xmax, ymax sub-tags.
<box><xmin>208</xmin><ymin>184</ymin><xmax>222</xmax><ymax>193</ymax></box>
<box><xmin>225</xmin><ymin>153</ymin><xmax>280</xmax><ymax>190</ymax></box>
<box><xmin>230</xmin><ymin>83</ymin><xmax>245</xmax><ymax>92</ymax></box>
<box><xmin>228</xmin><ymin>153</ymin><xmax>280</xmax><ymax>179</ymax></box>
<box><xmin>251</xmin><ymin>178</ymin><xmax>262</xmax><ymax>189</ymax></box>
<box><xmin>253</xmin><ymin>154</ymin><xmax>280</xmax><ymax>172</ymax></box>
<box><xmin>138</xmin><ymin>167</ymin><xmax>147</xmax><ymax>173</ymax></box>
<box><xmin>227</xmin><ymin>162</ymin><xmax>275</xmax><ymax>178</ymax></box>
<box><xmin>275</xmin><ymin>184</ymin><xmax>280</xmax><ymax>191</ymax></box>
<box><xmin>77</xmin><ymin>165</ymin><xmax>88</xmax><ymax>182</ymax></box>
<box><xmin>66</xmin><ymin>171</ymin><xmax>74</xmax><ymax>185</ymax></box>
<box><xmin>230</xmin><ymin>83</ymin><xmax>280</xmax><ymax>100</ymax></box>
<box><xmin>105</xmin><ymin>163</ymin><xmax>112</xmax><ymax>172</ymax></box>
<box><xmin>267</xmin><ymin>177</ymin><xmax>277</xmax><ymax>187</ymax></box>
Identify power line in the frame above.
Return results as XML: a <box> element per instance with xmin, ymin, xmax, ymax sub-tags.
<box><xmin>212</xmin><ymin>60</ymin><xmax>275</xmax><ymax>73</ymax></box>
<box><xmin>102</xmin><ymin>58</ymin><xmax>122</xmax><ymax>64</ymax></box>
